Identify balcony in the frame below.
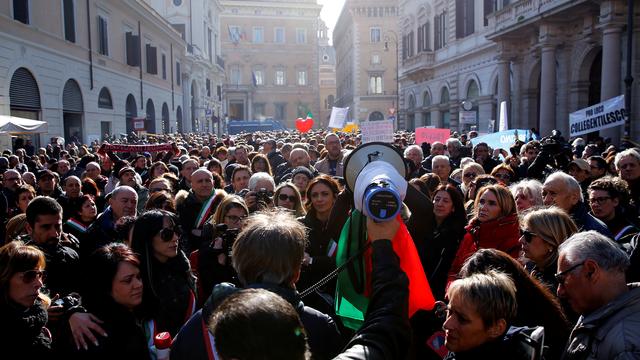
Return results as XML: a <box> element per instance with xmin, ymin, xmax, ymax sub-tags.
<box><xmin>486</xmin><ymin>0</ymin><xmax>580</xmax><ymax>39</ymax></box>
<box><xmin>400</xmin><ymin>50</ymin><xmax>435</xmax><ymax>82</ymax></box>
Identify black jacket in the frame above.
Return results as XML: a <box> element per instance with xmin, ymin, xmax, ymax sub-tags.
<box><xmin>297</xmin><ymin>212</ymin><xmax>337</xmax><ymax>294</ymax></box>
<box><xmin>170</xmin><ymin>283</ymin><xmax>344</xmax><ymax>360</ymax></box>
<box><xmin>176</xmin><ymin>191</ymin><xmax>205</xmax><ymax>252</ymax></box>
<box><xmin>570</xmin><ymin>202</ymin><xmax>613</xmax><ymax>238</ymax></box>
<box><xmin>422</xmin><ymin>216</ymin><xmax>466</xmax><ymax>301</ymax></box>
<box><xmin>267</xmin><ymin>150</ymin><xmax>287</xmax><ymax>171</ymax></box>
<box><xmin>334</xmin><ymin>240</ymin><xmax>411</xmax><ymax>360</ymax></box>
<box><xmin>25</xmin><ymin>238</ymin><xmax>81</xmax><ymax>298</ymax></box>
<box><xmin>82</xmin><ymin>208</ymin><xmax>124</xmax><ymax>260</ymax></box>
<box><xmin>0</xmin><ymin>299</ymin><xmax>52</xmax><ymax>357</ymax></box>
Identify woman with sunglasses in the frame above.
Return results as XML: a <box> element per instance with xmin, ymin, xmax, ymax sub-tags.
<box><xmin>519</xmin><ymin>207</ymin><xmax>577</xmax><ymax>293</ymax></box>
<box><xmin>448</xmin><ymin>184</ymin><xmax>521</xmax><ymax>287</ymax></box>
<box><xmin>130</xmin><ymin>210</ymin><xmax>196</xmax><ymax>336</ymax></box>
<box><xmin>196</xmin><ymin>196</ymin><xmax>250</xmax><ymax>300</ymax></box>
<box><xmin>490</xmin><ymin>164</ymin><xmax>515</xmax><ymax>186</ymax></box>
<box><xmin>274</xmin><ymin>182</ymin><xmax>306</xmax><ymax>217</ymax></box>
<box><xmin>0</xmin><ymin>241</ymin><xmax>51</xmax><ymax>356</ymax></box>
<box><xmin>72</xmin><ymin>243</ymin><xmax>150</xmax><ymax>359</ymax></box>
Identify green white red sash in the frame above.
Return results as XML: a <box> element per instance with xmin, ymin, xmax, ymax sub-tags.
<box><xmin>194</xmin><ymin>192</ymin><xmax>224</xmax><ymax>228</ymax></box>
<box><xmin>66</xmin><ymin>218</ymin><xmax>88</xmax><ymax>233</ymax></box>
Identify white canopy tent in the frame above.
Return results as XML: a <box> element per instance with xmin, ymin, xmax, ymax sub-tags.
<box><xmin>0</xmin><ymin>115</ymin><xmax>48</xmax><ymax>134</ymax></box>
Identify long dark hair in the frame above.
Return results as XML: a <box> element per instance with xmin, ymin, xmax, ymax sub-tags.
<box><xmin>0</xmin><ymin>241</ymin><xmax>46</xmax><ymax>306</ymax></box>
<box><xmin>86</xmin><ymin>243</ymin><xmax>140</xmax><ymax>309</ymax></box>
<box><xmin>433</xmin><ymin>184</ymin><xmax>466</xmax><ymax>224</ymax></box>
<box><xmin>303</xmin><ymin>174</ymin><xmax>339</xmax><ymax>213</ymax></box>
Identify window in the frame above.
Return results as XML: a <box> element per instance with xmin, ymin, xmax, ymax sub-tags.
<box><xmin>231</xmin><ymin>67</ymin><xmax>241</xmax><ymax>85</ymax></box>
<box><xmin>296</xmin><ymin>28</ymin><xmax>306</xmax><ymax>44</ymax></box>
<box><xmin>161</xmin><ymin>54</ymin><xmax>166</xmax><ymax>79</ymax></box>
<box><xmin>98</xmin><ymin>87</ymin><xmax>113</xmax><ymax>109</ymax></box>
<box><xmin>229</xmin><ymin>25</ymin><xmax>241</xmax><ymax>43</ymax></box>
<box><xmin>253</xmin><ymin>27</ymin><xmax>264</xmax><ymax>43</ymax></box>
<box><xmin>172</xmin><ymin>24</ymin><xmax>186</xmax><ymax>40</ymax></box>
<box><xmin>253</xmin><ymin>103</ymin><xmax>265</xmax><ymax>118</ymax></box>
<box><xmin>146</xmin><ymin>44</ymin><xmax>157</xmax><ymax>74</ymax></box>
<box><xmin>208</xmin><ymin>28</ymin><xmax>213</xmax><ymax>61</ymax></box>
<box><xmin>63</xmin><ymin>0</ymin><xmax>76</xmax><ymax>42</ymax></box>
<box><xmin>126</xmin><ymin>32</ymin><xmax>141</xmax><ymax>66</ymax></box>
<box><xmin>206</xmin><ymin>79</ymin><xmax>211</xmax><ymax>97</ymax></box>
<box><xmin>275</xmin><ymin>103</ymin><xmax>286</xmax><ymax>120</ymax></box>
<box><xmin>418</xmin><ymin>22</ymin><xmax>430</xmax><ymax>52</ymax></box>
<box><xmin>371</xmin><ymin>54</ymin><xmax>381</xmax><ymax>64</ymax></box>
<box><xmin>173</xmin><ymin>0</ymin><xmax>182</xmax><ymax>5</ymax></box>
<box><xmin>434</xmin><ymin>11</ymin><xmax>447</xmax><ymax>50</ymax></box>
<box><xmin>97</xmin><ymin>16</ymin><xmax>109</xmax><ymax>55</ymax></box>
<box><xmin>456</xmin><ymin>0</ymin><xmax>475</xmax><ymax>39</ymax></box>
<box><xmin>274</xmin><ymin>27</ymin><xmax>285</xmax><ymax>43</ymax></box>
<box><xmin>13</xmin><ymin>0</ymin><xmax>29</xmax><ymax>24</ymax></box>
<box><xmin>275</xmin><ymin>70</ymin><xmax>285</xmax><ymax>86</ymax></box>
<box><xmin>253</xmin><ymin>70</ymin><xmax>264</xmax><ymax>86</ymax></box>
<box><xmin>369</xmin><ymin>75</ymin><xmax>383</xmax><ymax>94</ymax></box>
<box><xmin>297</xmin><ymin>70</ymin><xmax>307</xmax><ymax>86</ymax></box>
<box><xmin>370</xmin><ymin>27</ymin><xmax>381</xmax><ymax>43</ymax></box>
<box><xmin>176</xmin><ymin>62</ymin><xmax>181</xmax><ymax>85</ymax></box>
<box><xmin>402</xmin><ymin>31</ymin><xmax>415</xmax><ymax>59</ymax></box>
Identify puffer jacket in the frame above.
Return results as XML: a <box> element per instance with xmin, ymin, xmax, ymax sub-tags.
<box><xmin>563</xmin><ymin>283</ymin><xmax>640</xmax><ymax>360</ymax></box>
<box><xmin>447</xmin><ymin>213</ymin><xmax>520</xmax><ymax>287</ymax></box>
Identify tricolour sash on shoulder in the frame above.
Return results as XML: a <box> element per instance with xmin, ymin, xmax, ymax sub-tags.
<box><xmin>194</xmin><ymin>192</ymin><xmax>225</xmax><ymax>229</ymax></box>
<box><xmin>66</xmin><ymin>218</ymin><xmax>88</xmax><ymax>233</ymax></box>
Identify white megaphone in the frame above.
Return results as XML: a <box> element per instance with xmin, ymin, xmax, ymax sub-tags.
<box><xmin>343</xmin><ymin>142</ymin><xmax>409</xmax><ymax>222</ymax></box>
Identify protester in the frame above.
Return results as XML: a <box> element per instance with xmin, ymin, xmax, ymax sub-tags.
<box><xmin>274</xmin><ymin>182</ymin><xmax>306</xmax><ymax>217</ymax></box>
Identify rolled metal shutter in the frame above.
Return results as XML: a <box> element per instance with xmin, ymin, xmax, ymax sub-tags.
<box><xmin>63</xmin><ymin>80</ymin><xmax>83</xmax><ymax>113</ymax></box>
<box><xmin>10</xmin><ymin>68</ymin><xmax>41</xmax><ymax>110</ymax></box>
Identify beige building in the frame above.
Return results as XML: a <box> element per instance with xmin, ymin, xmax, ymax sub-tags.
<box><xmin>146</xmin><ymin>0</ymin><xmax>225</xmax><ymax>134</ymax></box>
<box><xmin>0</xmin><ymin>0</ymin><xmax>188</xmax><ymax>144</ymax></box>
<box><xmin>399</xmin><ymin>0</ymin><xmax>639</xmax><ymax>141</ymax></box>
<box><xmin>334</xmin><ymin>0</ymin><xmax>400</xmax><ymax>124</ymax></box>
<box><xmin>317</xmin><ymin>20</ymin><xmax>336</xmax><ymax>128</ymax></box>
<box><xmin>220</xmin><ymin>0</ymin><xmax>321</xmax><ymax>129</ymax></box>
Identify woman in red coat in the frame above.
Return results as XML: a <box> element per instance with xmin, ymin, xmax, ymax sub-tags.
<box><xmin>447</xmin><ymin>184</ymin><xmax>520</xmax><ymax>287</ymax></box>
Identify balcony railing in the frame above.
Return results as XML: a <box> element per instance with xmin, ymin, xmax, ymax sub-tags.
<box><xmin>401</xmin><ymin>50</ymin><xmax>435</xmax><ymax>79</ymax></box>
<box><xmin>487</xmin><ymin>0</ymin><xmax>575</xmax><ymax>35</ymax></box>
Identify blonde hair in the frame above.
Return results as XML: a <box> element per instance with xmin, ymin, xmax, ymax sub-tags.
<box><xmin>520</xmin><ymin>207</ymin><xmax>577</xmax><ymax>249</ymax></box>
<box><xmin>473</xmin><ymin>184</ymin><xmax>516</xmax><ymax>221</ymax></box>
<box><xmin>213</xmin><ymin>195</ymin><xmax>249</xmax><ymax>225</ymax></box>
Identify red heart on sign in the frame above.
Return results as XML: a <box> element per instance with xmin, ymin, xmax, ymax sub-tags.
<box><xmin>295</xmin><ymin>117</ymin><xmax>314</xmax><ymax>133</ymax></box>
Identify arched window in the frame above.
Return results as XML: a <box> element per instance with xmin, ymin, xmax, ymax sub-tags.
<box><xmin>125</xmin><ymin>94</ymin><xmax>137</xmax><ymax>134</ymax></box>
<box><xmin>440</xmin><ymin>87</ymin><xmax>449</xmax><ymax>104</ymax></box>
<box><xmin>423</xmin><ymin>91</ymin><xmax>431</xmax><ymax>107</ymax></box>
<box><xmin>467</xmin><ymin>80</ymin><xmax>479</xmax><ymax>99</ymax></box>
<box><xmin>408</xmin><ymin>94</ymin><xmax>416</xmax><ymax>110</ymax></box>
<box><xmin>369</xmin><ymin>111</ymin><xmax>385</xmax><ymax>121</ymax></box>
<box><xmin>10</xmin><ymin>67</ymin><xmax>41</xmax><ymax>118</ymax></box>
<box><xmin>98</xmin><ymin>87</ymin><xmax>113</xmax><ymax>109</ymax></box>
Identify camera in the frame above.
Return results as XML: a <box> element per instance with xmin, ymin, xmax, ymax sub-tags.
<box><xmin>214</xmin><ymin>224</ymin><xmax>240</xmax><ymax>258</ymax></box>
<box><xmin>540</xmin><ymin>130</ymin><xmax>570</xmax><ymax>153</ymax></box>
<box><xmin>53</xmin><ymin>294</ymin><xmax>81</xmax><ymax>311</ymax></box>
<box><xmin>256</xmin><ymin>188</ymin><xmax>274</xmax><ymax>204</ymax></box>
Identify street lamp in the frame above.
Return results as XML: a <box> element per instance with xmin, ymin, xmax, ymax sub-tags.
<box><xmin>384</xmin><ymin>30</ymin><xmax>400</xmax><ymax>130</ymax></box>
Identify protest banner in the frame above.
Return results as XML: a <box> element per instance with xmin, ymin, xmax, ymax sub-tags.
<box><xmin>360</xmin><ymin>120</ymin><xmax>394</xmax><ymax>143</ymax></box>
<box><xmin>415</xmin><ymin>127</ymin><xmax>450</xmax><ymax>145</ymax></box>
<box><xmin>471</xmin><ymin>129</ymin><xmax>530</xmax><ymax>151</ymax></box>
<box><xmin>498</xmin><ymin>101</ymin><xmax>508</xmax><ymax>131</ymax></box>
<box><xmin>569</xmin><ymin>95</ymin><xmax>626</xmax><ymax>137</ymax></box>
<box><xmin>328</xmin><ymin>107</ymin><xmax>349</xmax><ymax>129</ymax></box>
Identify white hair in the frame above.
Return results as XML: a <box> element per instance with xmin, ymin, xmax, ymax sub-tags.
<box><xmin>248</xmin><ymin>172</ymin><xmax>275</xmax><ymax>191</ymax></box>
<box><xmin>432</xmin><ymin>155</ymin><xmax>450</xmax><ymax>168</ymax></box>
<box><xmin>614</xmin><ymin>148</ymin><xmax>640</xmax><ymax>170</ymax></box>
<box><xmin>559</xmin><ymin>231</ymin><xmax>629</xmax><ymax>272</ymax></box>
<box><xmin>446</xmin><ymin>138</ymin><xmax>462</xmax><ymax>150</ymax></box>
<box><xmin>545</xmin><ymin>171</ymin><xmax>583</xmax><ymax>203</ymax></box>
<box><xmin>404</xmin><ymin>144</ymin><xmax>423</xmax><ymax>158</ymax></box>
<box><xmin>509</xmin><ymin>179</ymin><xmax>543</xmax><ymax>207</ymax></box>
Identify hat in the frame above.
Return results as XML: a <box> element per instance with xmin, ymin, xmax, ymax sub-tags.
<box><xmin>36</xmin><ymin>169</ymin><xmax>55</xmax><ymax>181</ymax></box>
<box><xmin>118</xmin><ymin>167</ymin><xmax>136</xmax><ymax>178</ymax></box>
<box><xmin>569</xmin><ymin>159</ymin><xmax>590</xmax><ymax>172</ymax></box>
<box><xmin>291</xmin><ymin>166</ymin><xmax>314</xmax><ymax>180</ymax></box>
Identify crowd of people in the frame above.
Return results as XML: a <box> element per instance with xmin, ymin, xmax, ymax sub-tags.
<box><xmin>0</xmin><ymin>128</ymin><xmax>639</xmax><ymax>359</ymax></box>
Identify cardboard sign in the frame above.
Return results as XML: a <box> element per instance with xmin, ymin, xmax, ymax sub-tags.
<box><xmin>471</xmin><ymin>129</ymin><xmax>530</xmax><ymax>151</ymax></box>
<box><xmin>329</xmin><ymin>107</ymin><xmax>349</xmax><ymax>129</ymax></box>
<box><xmin>415</xmin><ymin>127</ymin><xmax>450</xmax><ymax>145</ymax></box>
<box><xmin>569</xmin><ymin>95</ymin><xmax>626</xmax><ymax>137</ymax></box>
<box><xmin>360</xmin><ymin>120</ymin><xmax>394</xmax><ymax>143</ymax></box>
<box><xmin>459</xmin><ymin>111</ymin><xmax>477</xmax><ymax>125</ymax></box>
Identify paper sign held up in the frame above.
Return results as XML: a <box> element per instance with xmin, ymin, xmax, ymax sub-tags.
<box><xmin>360</xmin><ymin>120</ymin><xmax>394</xmax><ymax>144</ymax></box>
<box><xmin>329</xmin><ymin>107</ymin><xmax>349</xmax><ymax>129</ymax></box>
<box><xmin>415</xmin><ymin>127</ymin><xmax>450</xmax><ymax>145</ymax></box>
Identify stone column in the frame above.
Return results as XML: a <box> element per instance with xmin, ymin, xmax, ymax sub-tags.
<box><xmin>431</xmin><ymin>109</ymin><xmax>441</xmax><ymax>128</ymax></box>
<box><xmin>539</xmin><ymin>44</ymin><xmax>556</xmax><ymax>137</ymax></box>
<box><xmin>477</xmin><ymin>96</ymin><xmax>494</xmax><ymax>133</ymax></box>
<box><xmin>497</xmin><ymin>59</ymin><xmax>511</xmax><ymax>128</ymax></box>
<box><xmin>600</xmin><ymin>23</ymin><xmax>623</xmax><ymax>143</ymax></box>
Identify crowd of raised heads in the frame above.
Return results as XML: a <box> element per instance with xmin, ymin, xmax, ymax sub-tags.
<box><xmin>1</xmin><ymin>128</ymin><xmax>639</xmax><ymax>360</ymax></box>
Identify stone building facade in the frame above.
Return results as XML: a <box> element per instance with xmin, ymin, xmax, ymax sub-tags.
<box><xmin>333</xmin><ymin>0</ymin><xmax>400</xmax><ymax>125</ymax></box>
<box><xmin>0</xmin><ymin>0</ymin><xmax>187</xmax><ymax>144</ymax></box>
<box><xmin>317</xmin><ymin>20</ymin><xmax>336</xmax><ymax>128</ymax></box>
<box><xmin>399</xmin><ymin>0</ymin><xmax>639</xmax><ymax>140</ymax></box>
<box><xmin>220</xmin><ymin>0</ymin><xmax>321</xmax><ymax>129</ymax></box>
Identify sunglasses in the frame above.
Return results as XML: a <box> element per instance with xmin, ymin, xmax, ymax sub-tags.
<box><xmin>494</xmin><ymin>173</ymin><xmax>511</xmax><ymax>180</ymax></box>
<box><xmin>158</xmin><ymin>226</ymin><xmax>182</xmax><ymax>242</ymax></box>
<box><xmin>463</xmin><ymin>172</ymin><xmax>477</xmax><ymax>179</ymax></box>
<box><xmin>554</xmin><ymin>262</ymin><xmax>585</xmax><ymax>285</ymax></box>
<box><xmin>519</xmin><ymin>229</ymin><xmax>537</xmax><ymax>243</ymax></box>
<box><xmin>225</xmin><ymin>215</ymin><xmax>247</xmax><ymax>224</ymax></box>
<box><xmin>20</xmin><ymin>269</ymin><xmax>46</xmax><ymax>284</ymax></box>
<box><xmin>278</xmin><ymin>193</ymin><xmax>296</xmax><ymax>202</ymax></box>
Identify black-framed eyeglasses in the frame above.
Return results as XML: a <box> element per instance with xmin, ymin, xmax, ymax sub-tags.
<box><xmin>519</xmin><ymin>229</ymin><xmax>538</xmax><ymax>243</ymax></box>
<box><xmin>158</xmin><ymin>226</ymin><xmax>182</xmax><ymax>242</ymax></box>
<box><xmin>20</xmin><ymin>269</ymin><xmax>47</xmax><ymax>284</ymax></box>
<box><xmin>588</xmin><ymin>196</ymin><xmax>611</xmax><ymax>205</ymax></box>
<box><xmin>278</xmin><ymin>193</ymin><xmax>296</xmax><ymax>202</ymax></box>
<box><xmin>225</xmin><ymin>214</ymin><xmax>247</xmax><ymax>224</ymax></box>
<box><xmin>554</xmin><ymin>262</ymin><xmax>585</xmax><ymax>285</ymax></box>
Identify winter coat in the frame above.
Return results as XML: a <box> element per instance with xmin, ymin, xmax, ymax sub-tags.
<box><xmin>563</xmin><ymin>283</ymin><xmax>640</xmax><ymax>360</ymax></box>
<box><xmin>266</xmin><ymin>150</ymin><xmax>287</xmax><ymax>171</ymax></box>
<box><xmin>447</xmin><ymin>213</ymin><xmax>521</xmax><ymax>286</ymax></box>
<box><xmin>170</xmin><ymin>282</ymin><xmax>344</xmax><ymax>360</ymax></box>
<box><xmin>0</xmin><ymin>299</ymin><xmax>52</xmax><ymax>357</ymax></box>
<box><xmin>82</xmin><ymin>208</ymin><xmax>123</xmax><ymax>259</ymax></box>
<box><xmin>314</xmin><ymin>151</ymin><xmax>345</xmax><ymax>177</ymax></box>
<box><xmin>297</xmin><ymin>212</ymin><xmax>337</xmax><ymax>294</ymax></box>
<box><xmin>570</xmin><ymin>202</ymin><xmax>613</xmax><ymax>238</ymax></box>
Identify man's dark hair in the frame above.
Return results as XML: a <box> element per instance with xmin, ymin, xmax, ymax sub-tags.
<box><xmin>26</xmin><ymin>196</ymin><xmax>63</xmax><ymax>226</ymax></box>
<box><xmin>587</xmin><ymin>156</ymin><xmax>607</xmax><ymax>170</ymax></box>
<box><xmin>210</xmin><ymin>288</ymin><xmax>309</xmax><ymax>360</ymax></box>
